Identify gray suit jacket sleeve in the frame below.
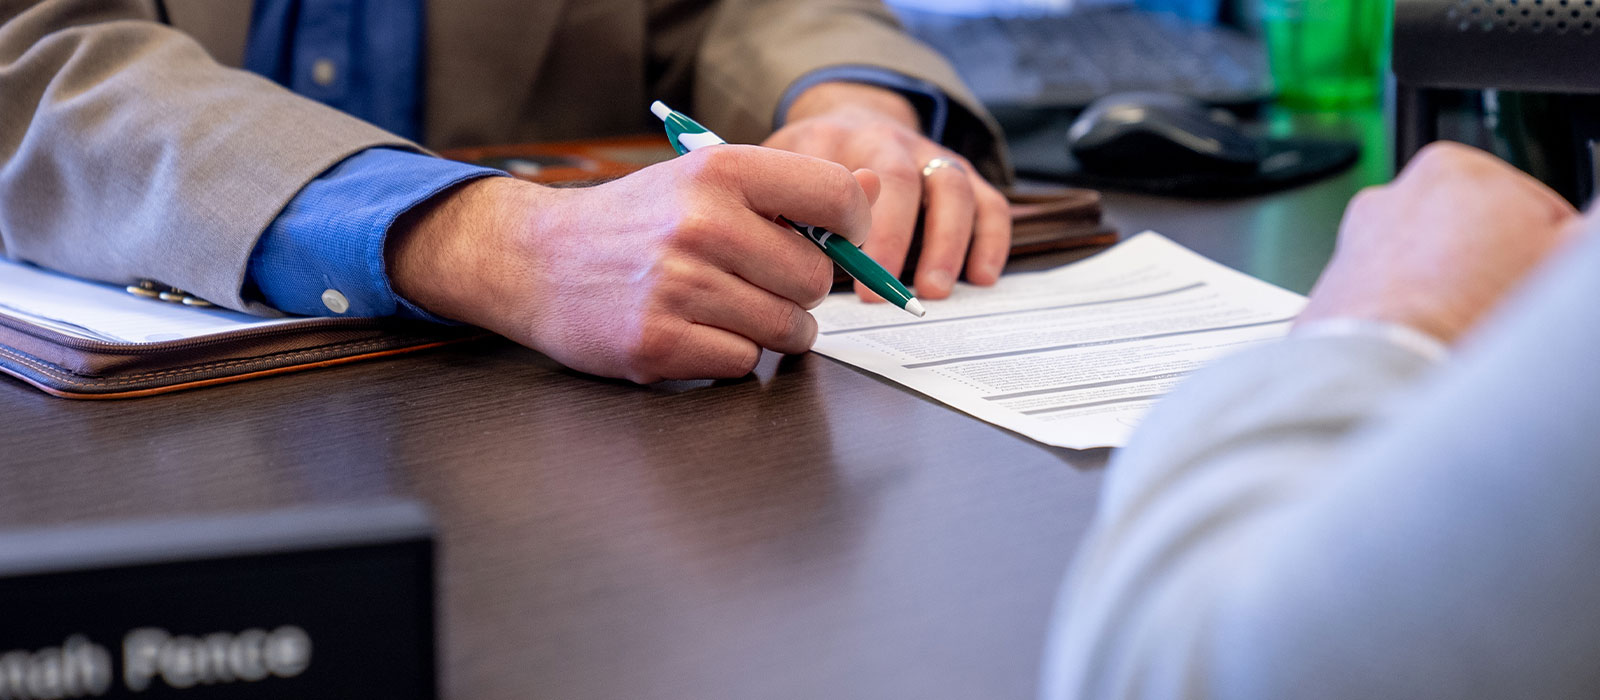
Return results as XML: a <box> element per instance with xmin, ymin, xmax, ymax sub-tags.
<box><xmin>0</xmin><ymin>0</ymin><xmax>414</xmax><ymax>313</ymax></box>
<box><xmin>1042</xmin><ymin>226</ymin><xmax>1600</xmax><ymax>699</ymax></box>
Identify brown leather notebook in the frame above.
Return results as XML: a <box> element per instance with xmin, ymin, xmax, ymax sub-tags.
<box><xmin>1007</xmin><ymin>188</ymin><xmax>1119</xmax><ymax>254</ymax></box>
<box><xmin>0</xmin><ymin>257</ymin><xmax>481</xmax><ymax>399</ymax></box>
<box><xmin>441</xmin><ymin>136</ymin><xmax>1118</xmax><ymax>290</ymax></box>
<box><xmin>876</xmin><ymin>186</ymin><xmax>1116</xmax><ymax>288</ymax></box>
<box><xmin>0</xmin><ymin>314</ymin><xmax>479</xmax><ymax>400</ymax></box>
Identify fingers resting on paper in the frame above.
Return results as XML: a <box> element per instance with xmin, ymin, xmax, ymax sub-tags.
<box><xmin>764</xmin><ymin>81</ymin><xmax>1012</xmax><ymax>301</ymax></box>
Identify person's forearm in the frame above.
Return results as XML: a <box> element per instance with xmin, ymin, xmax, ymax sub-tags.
<box><xmin>1044</xmin><ymin>333</ymin><xmax>1438</xmax><ymax>700</ymax></box>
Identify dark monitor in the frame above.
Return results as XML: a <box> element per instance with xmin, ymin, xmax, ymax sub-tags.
<box><xmin>1394</xmin><ymin>0</ymin><xmax>1600</xmax><ymax>204</ymax></box>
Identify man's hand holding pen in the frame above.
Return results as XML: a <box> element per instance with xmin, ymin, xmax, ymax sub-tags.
<box><xmin>387</xmin><ymin>146</ymin><xmax>879</xmax><ymax>384</ymax></box>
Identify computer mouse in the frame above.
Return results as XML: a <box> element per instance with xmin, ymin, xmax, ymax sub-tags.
<box><xmin>1066</xmin><ymin>92</ymin><xmax>1263</xmax><ymax>178</ymax></box>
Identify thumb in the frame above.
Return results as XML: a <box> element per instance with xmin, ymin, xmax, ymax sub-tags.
<box><xmin>853</xmin><ymin>168</ymin><xmax>881</xmax><ymax>208</ymax></box>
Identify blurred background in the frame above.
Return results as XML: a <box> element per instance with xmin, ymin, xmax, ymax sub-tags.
<box><xmin>884</xmin><ymin>0</ymin><xmax>1600</xmax><ymax>206</ymax></box>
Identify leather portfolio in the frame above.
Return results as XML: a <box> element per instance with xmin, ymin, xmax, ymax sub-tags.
<box><xmin>0</xmin><ymin>312</ymin><xmax>477</xmax><ymax>400</ymax></box>
<box><xmin>0</xmin><ymin>257</ymin><xmax>480</xmax><ymax>399</ymax></box>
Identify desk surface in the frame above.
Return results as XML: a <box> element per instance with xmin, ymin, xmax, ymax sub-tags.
<box><xmin>0</xmin><ymin>114</ymin><xmax>1382</xmax><ymax>700</ymax></box>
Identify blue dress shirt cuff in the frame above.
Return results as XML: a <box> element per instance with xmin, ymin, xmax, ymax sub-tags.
<box><xmin>774</xmin><ymin>65</ymin><xmax>951</xmax><ymax>143</ymax></box>
<box><xmin>247</xmin><ymin>148</ymin><xmax>504</xmax><ymax>322</ymax></box>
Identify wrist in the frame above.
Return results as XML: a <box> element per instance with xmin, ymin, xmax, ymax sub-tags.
<box><xmin>1292</xmin><ymin>317</ymin><xmax>1451</xmax><ymax>364</ymax></box>
<box><xmin>387</xmin><ymin>176</ymin><xmax>547</xmax><ymax>327</ymax></box>
<box><xmin>1296</xmin><ymin>282</ymin><xmax>1472</xmax><ymax>347</ymax></box>
<box><xmin>783</xmin><ymin>81</ymin><xmax>920</xmax><ymax>132</ymax></box>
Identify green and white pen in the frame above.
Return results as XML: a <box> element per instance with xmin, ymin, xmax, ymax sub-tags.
<box><xmin>649</xmin><ymin>101</ymin><xmax>926</xmax><ymax>318</ymax></box>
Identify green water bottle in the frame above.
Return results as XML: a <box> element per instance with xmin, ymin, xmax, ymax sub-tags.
<box><xmin>1261</xmin><ymin>0</ymin><xmax>1392</xmax><ymax>109</ymax></box>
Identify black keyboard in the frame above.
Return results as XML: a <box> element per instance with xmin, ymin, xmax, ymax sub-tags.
<box><xmin>896</xmin><ymin>7</ymin><xmax>1274</xmax><ymax>110</ymax></box>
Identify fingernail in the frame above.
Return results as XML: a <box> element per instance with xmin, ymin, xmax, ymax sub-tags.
<box><xmin>923</xmin><ymin>270</ymin><xmax>953</xmax><ymax>295</ymax></box>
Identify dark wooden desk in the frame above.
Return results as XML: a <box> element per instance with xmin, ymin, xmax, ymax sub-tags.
<box><xmin>0</xmin><ymin>114</ymin><xmax>1384</xmax><ymax>700</ymax></box>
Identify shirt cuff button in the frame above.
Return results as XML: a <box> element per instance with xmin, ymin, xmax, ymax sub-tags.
<box><xmin>321</xmin><ymin>289</ymin><xmax>350</xmax><ymax>314</ymax></box>
<box><xmin>312</xmin><ymin>58</ymin><xmax>337</xmax><ymax>87</ymax></box>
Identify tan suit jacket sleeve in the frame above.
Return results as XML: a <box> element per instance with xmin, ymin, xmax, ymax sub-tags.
<box><xmin>0</xmin><ymin>0</ymin><xmax>414</xmax><ymax>313</ymax></box>
<box><xmin>689</xmin><ymin>0</ymin><xmax>1012</xmax><ymax>184</ymax></box>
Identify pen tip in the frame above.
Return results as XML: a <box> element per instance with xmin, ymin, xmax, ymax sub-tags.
<box><xmin>904</xmin><ymin>299</ymin><xmax>927</xmax><ymax>317</ymax></box>
<box><xmin>650</xmin><ymin>101</ymin><xmax>672</xmax><ymax>121</ymax></box>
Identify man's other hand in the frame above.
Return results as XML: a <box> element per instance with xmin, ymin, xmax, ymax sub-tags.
<box><xmin>1298</xmin><ymin>141</ymin><xmax>1581</xmax><ymax>345</ymax></box>
<box><xmin>387</xmin><ymin>145</ymin><xmax>878</xmax><ymax>383</ymax></box>
<box><xmin>765</xmin><ymin>81</ymin><xmax>1011</xmax><ymax>301</ymax></box>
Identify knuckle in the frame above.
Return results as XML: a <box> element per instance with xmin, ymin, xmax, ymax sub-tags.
<box><xmin>1411</xmin><ymin>141</ymin><xmax>1455</xmax><ymax>164</ymax></box>
<box><xmin>1339</xmin><ymin>187</ymin><xmax>1388</xmax><ymax>234</ymax></box>
<box><xmin>729</xmin><ymin>344</ymin><xmax>763</xmax><ymax>376</ymax></box>
<box><xmin>885</xmin><ymin>165</ymin><xmax>921</xmax><ymax>188</ymax></box>
<box><xmin>1347</xmin><ymin>185</ymin><xmax>1386</xmax><ymax>209</ymax></box>
<box><xmin>1543</xmin><ymin>194</ymin><xmax>1580</xmax><ymax>222</ymax></box>
<box><xmin>769</xmin><ymin>302</ymin><xmax>811</xmax><ymax>344</ymax></box>
<box><xmin>877</xmin><ymin>157</ymin><xmax>920</xmax><ymax>187</ymax></box>
<box><xmin>676</xmin><ymin>150</ymin><xmax>716</xmax><ymax>181</ymax></box>
<box><xmin>682</xmin><ymin>145</ymin><xmax>743</xmax><ymax>185</ymax></box>
<box><xmin>811</xmin><ymin>120</ymin><xmax>850</xmax><ymax>143</ymax></box>
<box><xmin>765</xmin><ymin>123</ymin><xmax>797</xmax><ymax>143</ymax></box>
<box><xmin>698</xmin><ymin>143</ymin><xmax>739</xmax><ymax>169</ymax></box>
<box><xmin>645</xmin><ymin>257</ymin><xmax>701</xmax><ymax>308</ymax></box>
<box><xmin>664</xmin><ymin>209</ymin><xmax>721</xmax><ymax>252</ymax></box>
<box><xmin>977</xmin><ymin>184</ymin><xmax>1009</xmax><ymax>212</ymax></box>
<box><xmin>803</xmin><ymin>253</ymin><xmax>837</xmax><ymax>305</ymax></box>
<box><xmin>1416</xmin><ymin>140</ymin><xmax>1472</xmax><ymax>161</ymax></box>
<box><xmin>821</xmin><ymin>162</ymin><xmax>860</xmax><ymax>210</ymax></box>
<box><xmin>867</xmin><ymin>120</ymin><xmax>908</xmax><ymax>142</ymax></box>
<box><xmin>705</xmin><ymin>340</ymin><xmax>761</xmax><ymax>377</ymax></box>
<box><xmin>1410</xmin><ymin>141</ymin><xmax>1486</xmax><ymax>176</ymax></box>
<box><xmin>625</xmin><ymin>317</ymin><xmax>685</xmax><ymax>373</ymax></box>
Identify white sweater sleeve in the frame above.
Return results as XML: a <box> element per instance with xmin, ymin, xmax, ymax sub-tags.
<box><xmin>1042</xmin><ymin>229</ymin><xmax>1600</xmax><ymax>700</ymax></box>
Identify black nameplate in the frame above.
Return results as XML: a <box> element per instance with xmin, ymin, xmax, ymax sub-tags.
<box><xmin>0</xmin><ymin>501</ymin><xmax>434</xmax><ymax>699</ymax></box>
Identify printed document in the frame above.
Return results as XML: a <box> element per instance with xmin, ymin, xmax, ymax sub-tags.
<box><xmin>810</xmin><ymin>232</ymin><xmax>1307</xmax><ymax>449</ymax></box>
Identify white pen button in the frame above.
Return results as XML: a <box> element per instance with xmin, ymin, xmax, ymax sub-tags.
<box><xmin>321</xmin><ymin>289</ymin><xmax>350</xmax><ymax>314</ymax></box>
